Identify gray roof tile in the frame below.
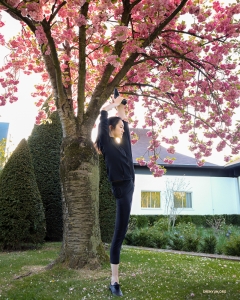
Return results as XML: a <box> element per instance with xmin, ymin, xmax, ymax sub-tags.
<box><xmin>131</xmin><ymin>128</ymin><xmax>219</xmax><ymax>167</ymax></box>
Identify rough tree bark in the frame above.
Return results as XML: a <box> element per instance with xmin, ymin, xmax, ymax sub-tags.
<box><xmin>59</xmin><ymin>133</ymin><xmax>105</xmax><ymax>269</ymax></box>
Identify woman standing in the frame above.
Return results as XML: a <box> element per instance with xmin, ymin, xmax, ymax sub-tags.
<box><xmin>95</xmin><ymin>96</ymin><xmax>135</xmax><ymax>297</ymax></box>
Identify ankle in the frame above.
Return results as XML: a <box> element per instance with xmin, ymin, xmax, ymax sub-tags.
<box><xmin>111</xmin><ymin>277</ymin><xmax>119</xmax><ymax>285</ymax></box>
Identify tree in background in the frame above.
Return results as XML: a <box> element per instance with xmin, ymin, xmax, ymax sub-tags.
<box><xmin>0</xmin><ymin>138</ymin><xmax>6</xmax><ymax>170</ymax></box>
<box><xmin>0</xmin><ymin>0</ymin><xmax>240</xmax><ymax>267</ymax></box>
<box><xmin>28</xmin><ymin>111</ymin><xmax>63</xmax><ymax>241</ymax></box>
<box><xmin>164</xmin><ymin>177</ymin><xmax>191</xmax><ymax>231</ymax></box>
<box><xmin>0</xmin><ymin>139</ymin><xmax>45</xmax><ymax>249</ymax></box>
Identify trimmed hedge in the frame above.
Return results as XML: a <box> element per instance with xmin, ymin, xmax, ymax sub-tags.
<box><xmin>99</xmin><ymin>155</ymin><xmax>116</xmax><ymax>243</ymax></box>
<box><xmin>125</xmin><ymin>215</ymin><xmax>240</xmax><ymax>255</ymax></box>
<box><xmin>0</xmin><ymin>139</ymin><xmax>46</xmax><ymax>249</ymax></box>
<box><xmin>129</xmin><ymin>214</ymin><xmax>240</xmax><ymax>228</ymax></box>
<box><xmin>28</xmin><ymin>112</ymin><xmax>63</xmax><ymax>241</ymax></box>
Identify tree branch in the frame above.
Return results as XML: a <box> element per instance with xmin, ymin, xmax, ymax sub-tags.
<box><xmin>48</xmin><ymin>1</ymin><xmax>67</xmax><ymax>25</ymax></box>
<box><xmin>0</xmin><ymin>0</ymin><xmax>36</xmax><ymax>32</ymax></box>
<box><xmin>77</xmin><ymin>1</ymin><xmax>89</xmax><ymax>124</ymax></box>
<box><xmin>141</xmin><ymin>0</ymin><xmax>188</xmax><ymax>48</ymax></box>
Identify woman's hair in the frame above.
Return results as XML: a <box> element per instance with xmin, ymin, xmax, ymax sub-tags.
<box><xmin>94</xmin><ymin>116</ymin><xmax>122</xmax><ymax>154</ymax></box>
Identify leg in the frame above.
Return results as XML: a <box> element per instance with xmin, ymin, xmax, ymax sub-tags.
<box><xmin>110</xmin><ymin>180</ymin><xmax>134</xmax><ymax>281</ymax></box>
<box><xmin>111</xmin><ymin>263</ymin><xmax>119</xmax><ymax>284</ymax></box>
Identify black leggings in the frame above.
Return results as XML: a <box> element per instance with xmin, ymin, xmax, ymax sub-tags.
<box><xmin>110</xmin><ymin>179</ymin><xmax>134</xmax><ymax>264</ymax></box>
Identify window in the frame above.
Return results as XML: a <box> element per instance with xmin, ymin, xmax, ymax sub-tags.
<box><xmin>174</xmin><ymin>192</ymin><xmax>192</xmax><ymax>208</ymax></box>
<box><xmin>141</xmin><ymin>191</ymin><xmax>161</xmax><ymax>208</ymax></box>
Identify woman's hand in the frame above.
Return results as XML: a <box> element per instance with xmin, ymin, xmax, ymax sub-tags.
<box><xmin>102</xmin><ymin>96</ymin><xmax>124</xmax><ymax>112</ymax></box>
<box><xmin>113</xmin><ymin>96</ymin><xmax>124</xmax><ymax>106</ymax></box>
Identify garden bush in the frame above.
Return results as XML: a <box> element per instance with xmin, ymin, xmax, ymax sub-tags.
<box><xmin>167</xmin><ymin>232</ymin><xmax>184</xmax><ymax>250</ymax></box>
<box><xmin>125</xmin><ymin>216</ymin><xmax>240</xmax><ymax>255</ymax></box>
<box><xmin>153</xmin><ymin>217</ymin><xmax>169</xmax><ymax>232</ymax></box>
<box><xmin>129</xmin><ymin>214</ymin><xmax>240</xmax><ymax>228</ymax></box>
<box><xmin>182</xmin><ymin>235</ymin><xmax>199</xmax><ymax>252</ymax></box>
<box><xmin>128</xmin><ymin>216</ymin><xmax>138</xmax><ymax>231</ymax></box>
<box><xmin>125</xmin><ymin>228</ymin><xmax>157</xmax><ymax>248</ymax></box>
<box><xmin>135</xmin><ymin>215</ymin><xmax>149</xmax><ymax>228</ymax></box>
<box><xmin>175</xmin><ymin>222</ymin><xmax>196</xmax><ymax>236</ymax></box>
<box><xmin>199</xmin><ymin>234</ymin><xmax>217</xmax><ymax>254</ymax></box>
<box><xmin>125</xmin><ymin>227</ymin><xmax>168</xmax><ymax>249</ymax></box>
<box><xmin>215</xmin><ymin>234</ymin><xmax>228</xmax><ymax>254</ymax></box>
<box><xmin>28</xmin><ymin>112</ymin><xmax>63</xmax><ymax>241</ymax></box>
<box><xmin>224</xmin><ymin>235</ymin><xmax>240</xmax><ymax>256</ymax></box>
<box><xmin>0</xmin><ymin>139</ymin><xmax>46</xmax><ymax>249</ymax></box>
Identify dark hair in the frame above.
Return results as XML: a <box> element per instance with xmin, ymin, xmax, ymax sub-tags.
<box><xmin>94</xmin><ymin>116</ymin><xmax>122</xmax><ymax>154</ymax></box>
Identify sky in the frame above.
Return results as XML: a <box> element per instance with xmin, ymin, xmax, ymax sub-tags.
<box><xmin>0</xmin><ymin>5</ymin><xmax>237</xmax><ymax>166</ymax></box>
<box><xmin>0</xmin><ymin>13</ymin><xmax>39</xmax><ymax>151</ymax></box>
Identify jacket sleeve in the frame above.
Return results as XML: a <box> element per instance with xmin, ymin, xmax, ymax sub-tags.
<box><xmin>122</xmin><ymin>120</ymin><xmax>132</xmax><ymax>152</ymax></box>
<box><xmin>99</xmin><ymin>110</ymin><xmax>109</xmax><ymax>147</ymax></box>
<box><xmin>122</xmin><ymin>120</ymin><xmax>135</xmax><ymax>182</ymax></box>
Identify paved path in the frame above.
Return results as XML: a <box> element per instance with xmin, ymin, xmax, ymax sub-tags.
<box><xmin>123</xmin><ymin>245</ymin><xmax>240</xmax><ymax>262</ymax></box>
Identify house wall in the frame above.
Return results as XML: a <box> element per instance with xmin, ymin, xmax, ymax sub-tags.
<box><xmin>131</xmin><ymin>174</ymin><xmax>240</xmax><ymax>215</ymax></box>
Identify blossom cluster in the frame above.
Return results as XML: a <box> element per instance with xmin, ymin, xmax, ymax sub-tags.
<box><xmin>0</xmin><ymin>0</ymin><xmax>239</xmax><ymax>169</ymax></box>
<box><xmin>146</xmin><ymin>156</ymin><xmax>166</xmax><ymax>177</ymax></box>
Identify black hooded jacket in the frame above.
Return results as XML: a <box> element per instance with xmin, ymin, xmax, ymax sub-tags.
<box><xmin>98</xmin><ymin>110</ymin><xmax>135</xmax><ymax>183</ymax></box>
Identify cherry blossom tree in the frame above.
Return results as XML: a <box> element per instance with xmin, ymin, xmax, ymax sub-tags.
<box><xmin>0</xmin><ymin>0</ymin><xmax>240</xmax><ymax>268</ymax></box>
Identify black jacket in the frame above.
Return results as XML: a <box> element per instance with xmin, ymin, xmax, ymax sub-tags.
<box><xmin>99</xmin><ymin>110</ymin><xmax>135</xmax><ymax>183</ymax></box>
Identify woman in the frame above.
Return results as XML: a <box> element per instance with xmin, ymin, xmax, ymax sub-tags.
<box><xmin>95</xmin><ymin>95</ymin><xmax>135</xmax><ymax>297</ymax></box>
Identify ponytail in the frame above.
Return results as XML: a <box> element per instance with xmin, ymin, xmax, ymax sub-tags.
<box><xmin>94</xmin><ymin>116</ymin><xmax>122</xmax><ymax>154</ymax></box>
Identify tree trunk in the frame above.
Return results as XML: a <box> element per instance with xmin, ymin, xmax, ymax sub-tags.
<box><xmin>58</xmin><ymin>134</ymin><xmax>107</xmax><ymax>269</ymax></box>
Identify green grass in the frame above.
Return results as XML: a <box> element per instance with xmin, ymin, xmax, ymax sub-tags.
<box><xmin>0</xmin><ymin>242</ymin><xmax>240</xmax><ymax>299</ymax></box>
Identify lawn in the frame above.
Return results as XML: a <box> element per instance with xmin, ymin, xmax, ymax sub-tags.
<box><xmin>0</xmin><ymin>242</ymin><xmax>239</xmax><ymax>300</ymax></box>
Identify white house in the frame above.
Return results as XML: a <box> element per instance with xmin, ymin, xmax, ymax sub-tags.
<box><xmin>131</xmin><ymin>128</ymin><xmax>240</xmax><ymax>216</ymax></box>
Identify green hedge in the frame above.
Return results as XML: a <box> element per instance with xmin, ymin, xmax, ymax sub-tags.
<box><xmin>0</xmin><ymin>139</ymin><xmax>46</xmax><ymax>249</ymax></box>
<box><xmin>28</xmin><ymin>112</ymin><xmax>63</xmax><ymax>241</ymax></box>
<box><xmin>129</xmin><ymin>214</ymin><xmax>240</xmax><ymax>228</ymax></box>
<box><xmin>99</xmin><ymin>155</ymin><xmax>116</xmax><ymax>243</ymax></box>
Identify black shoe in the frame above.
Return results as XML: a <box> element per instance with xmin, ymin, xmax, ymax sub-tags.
<box><xmin>109</xmin><ymin>282</ymin><xmax>123</xmax><ymax>297</ymax></box>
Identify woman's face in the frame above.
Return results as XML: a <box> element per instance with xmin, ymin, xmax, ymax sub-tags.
<box><xmin>110</xmin><ymin>120</ymin><xmax>124</xmax><ymax>139</ymax></box>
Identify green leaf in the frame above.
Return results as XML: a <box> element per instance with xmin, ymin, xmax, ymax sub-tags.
<box><xmin>103</xmin><ymin>46</ymin><xmax>111</xmax><ymax>53</ymax></box>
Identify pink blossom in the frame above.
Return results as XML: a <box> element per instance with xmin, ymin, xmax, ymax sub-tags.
<box><xmin>167</xmin><ymin>146</ymin><xmax>175</xmax><ymax>154</ymax></box>
<box><xmin>197</xmin><ymin>160</ymin><xmax>205</xmax><ymax>167</ymax></box>
<box><xmin>112</xmin><ymin>26</ymin><xmax>129</xmax><ymax>42</ymax></box>
<box><xmin>106</xmin><ymin>55</ymin><xmax>121</xmax><ymax>68</ymax></box>
<box><xmin>75</xmin><ymin>14</ymin><xmax>87</xmax><ymax>27</ymax></box>
<box><xmin>35</xmin><ymin>26</ymin><xmax>47</xmax><ymax>45</ymax></box>
<box><xmin>189</xmin><ymin>6</ymin><xmax>200</xmax><ymax>16</ymax></box>
<box><xmin>6</xmin><ymin>0</ymin><xmax>21</xmax><ymax>8</ymax></box>
<box><xmin>224</xmin><ymin>156</ymin><xmax>231</xmax><ymax>162</ymax></box>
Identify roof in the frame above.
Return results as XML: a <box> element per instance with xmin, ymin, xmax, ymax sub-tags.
<box><xmin>131</xmin><ymin>128</ymin><xmax>220</xmax><ymax>168</ymax></box>
<box><xmin>224</xmin><ymin>158</ymin><xmax>240</xmax><ymax>170</ymax></box>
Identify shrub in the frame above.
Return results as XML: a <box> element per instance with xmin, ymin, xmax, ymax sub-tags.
<box><xmin>136</xmin><ymin>215</ymin><xmax>149</xmax><ymax>228</ymax></box>
<box><xmin>215</xmin><ymin>234</ymin><xmax>227</xmax><ymax>254</ymax></box>
<box><xmin>182</xmin><ymin>235</ymin><xmax>199</xmax><ymax>252</ymax></box>
<box><xmin>175</xmin><ymin>222</ymin><xmax>196</xmax><ymax>236</ymax></box>
<box><xmin>153</xmin><ymin>217</ymin><xmax>169</xmax><ymax>232</ymax></box>
<box><xmin>28</xmin><ymin>112</ymin><xmax>63</xmax><ymax>241</ymax></box>
<box><xmin>175</xmin><ymin>215</ymin><xmax>192</xmax><ymax>225</ymax></box>
<box><xmin>124</xmin><ymin>229</ymin><xmax>157</xmax><ymax>248</ymax></box>
<box><xmin>200</xmin><ymin>235</ymin><xmax>217</xmax><ymax>254</ymax></box>
<box><xmin>168</xmin><ymin>232</ymin><xmax>184</xmax><ymax>250</ymax></box>
<box><xmin>147</xmin><ymin>215</ymin><xmax>160</xmax><ymax>226</ymax></box>
<box><xmin>0</xmin><ymin>139</ymin><xmax>46</xmax><ymax>249</ymax></box>
<box><xmin>128</xmin><ymin>216</ymin><xmax>138</xmax><ymax>231</ymax></box>
<box><xmin>135</xmin><ymin>229</ymin><xmax>158</xmax><ymax>248</ymax></box>
<box><xmin>124</xmin><ymin>227</ymin><xmax>168</xmax><ymax>249</ymax></box>
<box><xmin>224</xmin><ymin>235</ymin><xmax>240</xmax><ymax>256</ymax></box>
<box><xmin>205</xmin><ymin>215</ymin><xmax>226</xmax><ymax>231</ymax></box>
